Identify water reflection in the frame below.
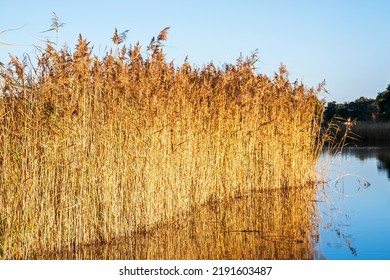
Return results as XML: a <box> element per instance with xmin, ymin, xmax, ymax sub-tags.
<box><xmin>340</xmin><ymin>147</ymin><xmax>390</xmax><ymax>179</ymax></box>
<box><xmin>36</xmin><ymin>187</ymin><xmax>319</xmax><ymax>259</ymax></box>
<box><xmin>378</xmin><ymin>152</ymin><xmax>390</xmax><ymax>180</ymax></box>
<box><xmin>32</xmin><ymin>147</ymin><xmax>390</xmax><ymax>260</ymax></box>
<box><xmin>317</xmin><ymin>147</ymin><xmax>390</xmax><ymax>259</ymax></box>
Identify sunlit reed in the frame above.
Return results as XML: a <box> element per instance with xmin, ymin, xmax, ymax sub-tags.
<box><xmin>0</xmin><ymin>28</ymin><xmax>325</xmax><ymax>259</ymax></box>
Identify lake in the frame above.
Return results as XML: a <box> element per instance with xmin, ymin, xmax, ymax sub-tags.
<box><xmin>316</xmin><ymin>146</ymin><xmax>390</xmax><ymax>259</ymax></box>
<box><xmin>40</xmin><ymin>147</ymin><xmax>390</xmax><ymax>260</ymax></box>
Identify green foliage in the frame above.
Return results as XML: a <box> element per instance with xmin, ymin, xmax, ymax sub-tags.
<box><xmin>376</xmin><ymin>85</ymin><xmax>390</xmax><ymax>121</ymax></box>
<box><xmin>324</xmin><ymin>84</ymin><xmax>390</xmax><ymax>123</ymax></box>
<box><xmin>323</xmin><ymin>84</ymin><xmax>390</xmax><ymax>146</ymax></box>
<box><xmin>324</xmin><ymin>97</ymin><xmax>378</xmax><ymax>122</ymax></box>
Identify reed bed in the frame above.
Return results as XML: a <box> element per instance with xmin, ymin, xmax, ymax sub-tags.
<box><xmin>34</xmin><ymin>186</ymin><xmax>319</xmax><ymax>260</ymax></box>
<box><xmin>0</xmin><ymin>28</ymin><xmax>325</xmax><ymax>259</ymax></box>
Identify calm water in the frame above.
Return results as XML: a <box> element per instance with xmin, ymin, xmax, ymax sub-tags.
<box><xmin>316</xmin><ymin>147</ymin><xmax>390</xmax><ymax>259</ymax></box>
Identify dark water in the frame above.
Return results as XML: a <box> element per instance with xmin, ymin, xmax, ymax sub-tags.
<box><xmin>316</xmin><ymin>147</ymin><xmax>390</xmax><ymax>259</ymax></box>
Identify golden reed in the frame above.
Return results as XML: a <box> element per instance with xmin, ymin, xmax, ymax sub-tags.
<box><xmin>0</xmin><ymin>28</ymin><xmax>325</xmax><ymax>259</ymax></box>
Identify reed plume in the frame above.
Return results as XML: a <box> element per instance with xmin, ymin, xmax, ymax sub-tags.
<box><xmin>0</xmin><ymin>28</ymin><xmax>325</xmax><ymax>259</ymax></box>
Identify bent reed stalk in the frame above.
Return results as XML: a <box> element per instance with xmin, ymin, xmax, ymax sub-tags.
<box><xmin>1</xmin><ymin>28</ymin><xmax>325</xmax><ymax>259</ymax></box>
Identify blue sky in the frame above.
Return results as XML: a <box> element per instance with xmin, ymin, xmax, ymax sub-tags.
<box><xmin>1</xmin><ymin>0</ymin><xmax>389</xmax><ymax>103</ymax></box>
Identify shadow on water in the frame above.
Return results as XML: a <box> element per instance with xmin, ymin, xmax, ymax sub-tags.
<box><xmin>33</xmin><ymin>186</ymin><xmax>321</xmax><ymax>260</ymax></box>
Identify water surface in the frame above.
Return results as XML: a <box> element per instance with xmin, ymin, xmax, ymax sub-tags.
<box><xmin>316</xmin><ymin>147</ymin><xmax>390</xmax><ymax>259</ymax></box>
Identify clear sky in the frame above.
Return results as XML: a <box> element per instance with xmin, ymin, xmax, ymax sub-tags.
<box><xmin>1</xmin><ymin>0</ymin><xmax>389</xmax><ymax>103</ymax></box>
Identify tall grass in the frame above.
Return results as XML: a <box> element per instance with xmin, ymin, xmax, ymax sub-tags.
<box><xmin>33</xmin><ymin>186</ymin><xmax>319</xmax><ymax>260</ymax></box>
<box><xmin>1</xmin><ymin>28</ymin><xmax>325</xmax><ymax>259</ymax></box>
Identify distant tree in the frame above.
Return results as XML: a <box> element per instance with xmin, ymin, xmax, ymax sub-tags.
<box><xmin>376</xmin><ymin>84</ymin><xmax>390</xmax><ymax>121</ymax></box>
<box><xmin>324</xmin><ymin>101</ymin><xmax>337</xmax><ymax>121</ymax></box>
<box><xmin>351</xmin><ymin>97</ymin><xmax>378</xmax><ymax>121</ymax></box>
<box><xmin>324</xmin><ymin>97</ymin><xmax>377</xmax><ymax>122</ymax></box>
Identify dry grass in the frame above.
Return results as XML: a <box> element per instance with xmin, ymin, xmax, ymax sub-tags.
<box><xmin>32</xmin><ymin>186</ymin><xmax>319</xmax><ymax>260</ymax></box>
<box><xmin>0</xmin><ymin>28</ymin><xmax>325</xmax><ymax>259</ymax></box>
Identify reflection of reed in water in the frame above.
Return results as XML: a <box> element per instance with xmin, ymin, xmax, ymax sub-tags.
<box><xmin>36</xmin><ymin>186</ymin><xmax>319</xmax><ymax>260</ymax></box>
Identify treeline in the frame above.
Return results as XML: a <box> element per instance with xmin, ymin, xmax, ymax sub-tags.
<box><xmin>324</xmin><ymin>84</ymin><xmax>390</xmax><ymax>122</ymax></box>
